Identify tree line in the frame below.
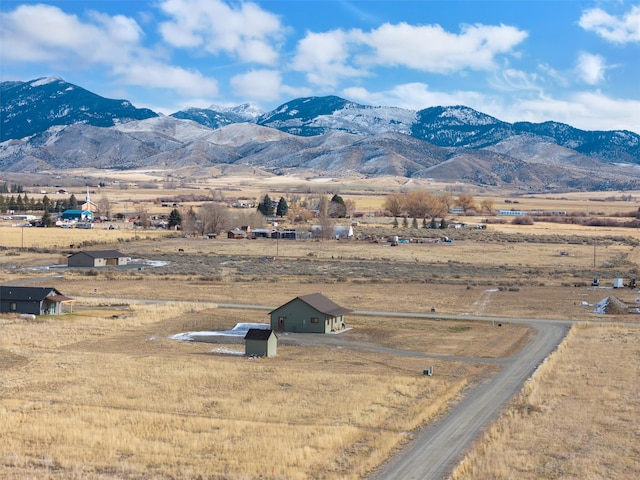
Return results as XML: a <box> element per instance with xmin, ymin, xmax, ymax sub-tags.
<box><xmin>382</xmin><ymin>192</ymin><xmax>494</xmax><ymax>222</ymax></box>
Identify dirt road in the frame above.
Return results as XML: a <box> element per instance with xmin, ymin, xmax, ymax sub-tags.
<box><xmin>369</xmin><ymin>318</ymin><xmax>570</xmax><ymax>480</ymax></box>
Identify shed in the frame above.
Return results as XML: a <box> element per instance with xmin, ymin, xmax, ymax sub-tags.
<box><xmin>60</xmin><ymin>209</ymin><xmax>94</xmax><ymax>221</ymax></box>
<box><xmin>0</xmin><ymin>286</ymin><xmax>73</xmax><ymax>315</ymax></box>
<box><xmin>68</xmin><ymin>250</ymin><xmax>129</xmax><ymax>267</ymax></box>
<box><xmin>244</xmin><ymin>328</ymin><xmax>278</xmax><ymax>357</ymax></box>
<box><xmin>269</xmin><ymin>293</ymin><xmax>351</xmax><ymax>333</ymax></box>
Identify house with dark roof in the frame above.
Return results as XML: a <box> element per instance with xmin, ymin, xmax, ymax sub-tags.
<box><xmin>67</xmin><ymin>250</ymin><xmax>129</xmax><ymax>267</ymax></box>
<box><xmin>0</xmin><ymin>286</ymin><xmax>73</xmax><ymax>315</ymax></box>
<box><xmin>269</xmin><ymin>293</ymin><xmax>351</xmax><ymax>333</ymax></box>
<box><xmin>244</xmin><ymin>328</ymin><xmax>278</xmax><ymax>357</ymax></box>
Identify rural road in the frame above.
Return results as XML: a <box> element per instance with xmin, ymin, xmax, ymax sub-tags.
<box><xmin>19</xmin><ymin>289</ymin><xmax>572</xmax><ymax>479</ymax></box>
<box><xmin>369</xmin><ymin>318</ymin><xmax>569</xmax><ymax>480</ymax></box>
<box><xmin>217</xmin><ymin>305</ymin><xmax>572</xmax><ymax>480</ymax></box>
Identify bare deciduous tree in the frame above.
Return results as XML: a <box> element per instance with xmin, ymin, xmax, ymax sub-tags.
<box><xmin>383</xmin><ymin>193</ymin><xmax>404</xmax><ymax>217</ymax></box>
<box><xmin>199</xmin><ymin>202</ymin><xmax>232</xmax><ymax>235</ymax></box>
<box><xmin>97</xmin><ymin>196</ymin><xmax>112</xmax><ymax>220</ymax></box>
<box><xmin>480</xmin><ymin>198</ymin><xmax>495</xmax><ymax>214</ymax></box>
<box><xmin>456</xmin><ymin>193</ymin><xmax>476</xmax><ymax>214</ymax></box>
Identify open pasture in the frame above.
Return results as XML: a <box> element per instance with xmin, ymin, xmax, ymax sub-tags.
<box><xmin>3</xmin><ymin>177</ymin><xmax>640</xmax><ymax>478</ymax></box>
<box><xmin>0</xmin><ymin>302</ymin><xmax>507</xmax><ymax>479</ymax></box>
<box><xmin>453</xmin><ymin>323</ymin><xmax>640</xmax><ymax>480</ymax></box>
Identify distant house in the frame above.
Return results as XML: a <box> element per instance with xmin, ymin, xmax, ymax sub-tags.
<box><xmin>0</xmin><ymin>286</ymin><xmax>73</xmax><ymax>315</ymax></box>
<box><xmin>269</xmin><ymin>293</ymin><xmax>351</xmax><ymax>333</ymax></box>
<box><xmin>244</xmin><ymin>328</ymin><xmax>278</xmax><ymax>357</ymax></box>
<box><xmin>60</xmin><ymin>209</ymin><xmax>94</xmax><ymax>221</ymax></box>
<box><xmin>227</xmin><ymin>228</ymin><xmax>248</xmax><ymax>239</ymax></box>
<box><xmin>68</xmin><ymin>250</ymin><xmax>129</xmax><ymax>267</ymax></box>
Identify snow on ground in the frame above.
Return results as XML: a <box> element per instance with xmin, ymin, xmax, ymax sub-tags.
<box><xmin>171</xmin><ymin>322</ymin><xmax>270</xmax><ymax>341</ymax></box>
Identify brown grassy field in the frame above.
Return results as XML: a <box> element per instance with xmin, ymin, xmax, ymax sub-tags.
<box><xmin>1</xmin><ymin>302</ymin><xmax>507</xmax><ymax>479</ymax></box>
<box><xmin>3</xmin><ymin>178</ymin><xmax>640</xmax><ymax>478</ymax></box>
<box><xmin>452</xmin><ymin>323</ymin><xmax>640</xmax><ymax>480</ymax></box>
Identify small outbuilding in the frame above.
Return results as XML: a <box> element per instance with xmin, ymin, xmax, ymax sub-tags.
<box><xmin>68</xmin><ymin>250</ymin><xmax>129</xmax><ymax>267</ymax></box>
<box><xmin>0</xmin><ymin>286</ymin><xmax>73</xmax><ymax>315</ymax></box>
<box><xmin>244</xmin><ymin>328</ymin><xmax>278</xmax><ymax>357</ymax></box>
<box><xmin>269</xmin><ymin>293</ymin><xmax>351</xmax><ymax>333</ymax></box>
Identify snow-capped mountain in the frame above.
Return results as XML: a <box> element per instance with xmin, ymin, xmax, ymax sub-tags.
<box><xmin>0</xmin><ymin>76</ymin><xmax>157</xmax><ymax>142</ymax></box>
<box><xmin>2</xmin><ymin>76</ymin><xmax>640</xmax><ymax>191</ymax></box>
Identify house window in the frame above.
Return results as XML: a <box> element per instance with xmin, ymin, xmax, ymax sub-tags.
<box><xmin>10</xmin><ymin>302</ymin><xmax>17</xmax><ymax>311</ymax></box>
<box><xmin>311</xmin><ymin>317</ymin><xmax>319</xmax><ymax>324</ymax></box>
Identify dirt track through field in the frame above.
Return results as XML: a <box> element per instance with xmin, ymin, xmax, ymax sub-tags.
<box><xmin>369</xmin><ymin>318</ymin><xmax>570</xmax><ymax>480</ymax></box>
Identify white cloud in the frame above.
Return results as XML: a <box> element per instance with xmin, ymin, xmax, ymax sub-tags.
<box><xmin>290</xmin><ymin>21</ymin><xmax>527</xmax><ymax>88</ymax></box>
<box><xmin>511</xmin><ymin>91</ymin><xmax>640</xmax><ymax>132</ymax></box>
<box><xmin>358</xmin><ymin>22</ymin><xmax>528</xmax><ymax>73</ymax></box>
<box><xmin>0</xmin><ymin>3</ymin><xmax>219</xmax><ymax>99</ymax></box>
<box><xmin>158</xmin><ymin>0</ymin><xmax>283</xmax><ymax>65</ymax></box>
<box><xmin>290</xmin><ymin>30</ymin><xmax>366</xmax><ymax>87</ymax></box>
<box><xmin>113</xmin><ymin>63</ymin><xmax>218</xmax><ymax>97</ymax></box>
<box><xmin>230</xmin><ymin>69</ymin><xmax>311</xmax><ymax>103</ymax></box>
<box><xmin>0</xmin><ymin>4</ymin><xmax>138</xmax><ymax>64</ymax></box>
<box><xmin>575</xmin><ymin>52</ymin><xmax>607</xmax><ymax>85</ymax></box>
<box><xmin>579</xmin><ymin>5</ymin><xmax>640</xmax><ymax>44</ymax></box>
<box><xmin>231</xmin><ymin>69</ymin><xmax>282</xmax><ymax>100</ymax></box>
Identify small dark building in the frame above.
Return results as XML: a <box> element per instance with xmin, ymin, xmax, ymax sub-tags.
<box><xmin>244</xmin><ymin>328</ymin><xmax>278</xmax><ymax>357</ymax></box>
<box><xmin>0</xmin><ymin>286</ymin><xmax>73</xmax><ymax>315</ymax></box>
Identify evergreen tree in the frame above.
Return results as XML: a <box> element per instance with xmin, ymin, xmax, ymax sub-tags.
<box><xmin>168</xmin><ymin>209</ymin><xmax>183</xmax><ymax>229</ymax></box>
<box><xmin>422</xmin><ymin>218</ymin><xmax>428</xmax><ymax>228</ymax></box>
<box><xmin>430</xmin><ymin>218</ymin><xmax>438</xmax><ymax>229</ymax></box>
<box><xmin>41</xmin><ymin>196</ymin><xmax>53</xmax><ymax>226</ymax></box>
<box><xmin>257</xmin><ymin>194</ymin><xmax>274</xmax><ymax>216</ymax></box>
<box><xmin>329</xmin><ymin>194</ymin><xmax>346</xmax><ymax>217</ymax></box>
<box><xmin>402</xmin><ymin>216</ymin><xmax>408</xmax><ymax>228</ymax></box>
<box><xmin>439</xmin><ymin>218</ymin><xmax>447</xmax><ymax>229</ymax></box>
<box><xmin>392</xmin><ymin>217</ymin><xmax>399</xmax><ymax>228</ymax></box>
<box><xmin>69</xmin><ymin>194</ymin><xmax>78</xmax><ymax>209</ymax></box>
<box><xmin>276</xmin><ymin>197</ymin><xmax>289</xmax><ymax>217</ymax></box>
<box><xmin>412</xmin><ymin>217</ymin><xmax>418</xmax><ymax>229</ymax></box>
<box><xmin>42</xmin><ymin>195</ymin><xmax>52</xmax><ymax>212</ymax></box>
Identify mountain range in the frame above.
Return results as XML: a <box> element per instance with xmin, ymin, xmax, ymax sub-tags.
<box><xmin>1</xmin><ymin>76</ymin><xmax>640</xmax><ymax>191</ymax></box>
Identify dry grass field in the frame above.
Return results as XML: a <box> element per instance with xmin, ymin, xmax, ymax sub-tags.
<box><xmin>1</xmin><ymin>302</ymin><xmax>506</xmax><ymax>479</ymax></box>
<box><xmin>452</xmin><ymin>323</ymin><xmax>640</xmax><ymax>480</ymax></box>
<box><xmin>3</xmin><ymin>176</ymin><xmax>640</xmax><ymax>478</ymax></box>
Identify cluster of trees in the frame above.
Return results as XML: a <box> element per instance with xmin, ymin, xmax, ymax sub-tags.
<box><xmin>0</xmin><ymin>182</ymin><xmax>24</xmax><ymax>194</ymax></box>
<box><xmin>256</xmin><ymin>195</ymin><xmax>289</xmax><ymax>217</ymax></box>
<box><xmin>0</xmin><ymin>193</ymin><xmax>80</xmax><ymax>213</ymax></box>
<box><xmin>382</xmin><ymin>191</ymin><xmax>494</xmax><ymax>222</ymax></box>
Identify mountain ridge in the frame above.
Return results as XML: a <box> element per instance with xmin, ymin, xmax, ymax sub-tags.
<box><xmin>2</xmin><ymin>76</ymin><xmax>640</xmax><ymax>191</ymax></box>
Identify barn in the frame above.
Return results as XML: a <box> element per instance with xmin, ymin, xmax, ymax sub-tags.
<box><xmin>244</xmin><ymin>328</ymin><xmax>278</xmax><ymax>357</ymax></box>
<box><xmin>0</xmin><ymin>286</ymin><xmax>73</xmax><ymax>315</ymax></box>
<box><xmin>68</xmin><ymin>250</ymin><xmax>129</xmax><ymax>267</ymax></box>
<box><xmin>269</xmin><ymin>293</ymin><xmax>351</xmax><ymax>333</ymax></box>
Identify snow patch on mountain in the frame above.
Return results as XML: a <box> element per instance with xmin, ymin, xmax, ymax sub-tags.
<box><xmin>30</xmin><ymin>76</ymin><xmax>63</xmax><ymax>88</ymax></box>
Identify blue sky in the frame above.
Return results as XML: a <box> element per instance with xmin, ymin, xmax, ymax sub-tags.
<box><xmin>1</xmin><ymin>1</ymin><xmax>639</xmax><ymax>133</ymax></box>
